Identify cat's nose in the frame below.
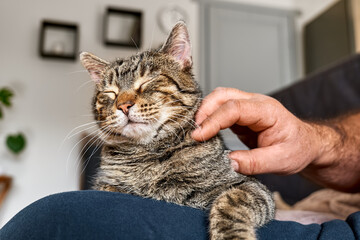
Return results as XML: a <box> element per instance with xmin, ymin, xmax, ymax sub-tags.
<box><xmin>117</xmin><ymin>101</ymin><xmax>134</xmax><ymax>115</ymax></box>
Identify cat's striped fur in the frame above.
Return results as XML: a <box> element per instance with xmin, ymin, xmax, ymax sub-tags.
<box><xmin>80</xmin><ymin>21</ymin><xmax>274</xmax><ymax>240</ymax></box>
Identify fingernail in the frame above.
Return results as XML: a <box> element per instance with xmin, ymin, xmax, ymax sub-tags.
<box><xmin>231</xmin><ymin>160</ymin><xmax>239</xmax><ymax>172</ymax></box>
<box><xmin>192</xmin><ymin>126</ymin><xmax>201</xmax><ymax>134</ymax></box>
<box><xmin>191</xmin><ymin>127</ymin><xmax>200</xmax><ymax>137</ymax></box>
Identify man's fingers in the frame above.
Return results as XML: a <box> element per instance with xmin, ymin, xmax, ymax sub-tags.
<box><xmin>229</xmin><ymin>147</ymin><xmax>288</xmax><ymax>175</ymax></box>
<box><xmin>195</xmin><ymin>87</ymin><xmax>253</xmax><ymax>125</ymax></box>
<box><xmin>192</xmin><ymin>99</ymin><xmax>245</xmax><ymax>141</ymax></box>
<box><xmin>192</xmin><ymin>98</ymin><xmax>275</xmax><ymax>141</ymax></box>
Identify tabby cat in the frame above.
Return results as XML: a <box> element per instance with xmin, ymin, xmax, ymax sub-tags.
<box><xmin>80</xmin><ymin>21</ymin><xmax>274</xmax><ymax>240</ymax></box>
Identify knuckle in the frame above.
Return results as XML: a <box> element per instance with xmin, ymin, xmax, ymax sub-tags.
<box><xmin>226</xmin><ymin>99</ymin><xmax>241</xmax><ymax>109</ymax></box>
<box><xmin>246</xmin><ymin>151</ymin><xmax>257</xmax><ymax>175</ymax></box>
<box><xmin>213</xmin><ymin>87</ymin><xmax>227</xmax><ymax>93</ymax></box>
<box><xmin>209</xmin><ymin>116</ymin><xmax>221</xmax><ymax>130</ymax></box>
<box><xmin>214</xmin><ymin>87</ymin><xmax>225</xmax><ymax>92</ymax></box>
<box><xmin>258</xmin><ymin>94</ymin><xmax>279</xmax><ymax>106</ymax></box>
<box><xmin>203</xmin><ymin>116</ymin><xmax>219</xmax><ymax>132</ymax></box>
<box><xmin>213</xmin><ymin>87</ymin><xmax>237</xmax><ymax>97</ymax></box>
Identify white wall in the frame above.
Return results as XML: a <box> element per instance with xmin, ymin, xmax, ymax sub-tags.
<box><xmin>0</xmin><ymin>0</ymin><xmax>198</xmax><ymax>226</ymax></box>
<box><xmin>0</xmin><ymin>0</ymin><xmax>338</xmax><ymax>227</ymax></box>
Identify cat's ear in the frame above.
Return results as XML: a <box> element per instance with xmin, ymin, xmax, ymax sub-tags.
<box><xmin>160</xmin><ymin>21</ymin><xmax>192</xmax><ymax>69</ymax></box>
<box><xmin>80</xmin><ymin>52</ymin><xmax>109</xmax><ymax>83</ymax></box>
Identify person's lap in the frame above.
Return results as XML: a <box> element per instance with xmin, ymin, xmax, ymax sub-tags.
<box><xmin>1</xmin><ymin>191</ymin><xmax>359</xmax><ymax>240</ymax></box>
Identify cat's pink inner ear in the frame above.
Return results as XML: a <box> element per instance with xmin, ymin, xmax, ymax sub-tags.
<box><xmin>88</xmin><ymin>69</ymin><xmax>103</xmax><ymax>83</ymax></box>
<box><xmin>162</xmin><ymin>22</ymin><xmax>192</xmax><ymax>69</ymax></box>
<box><xmin>80</xmin><ymin>52</ymin><xmax>109</xmax><ymax>83</ymax></box>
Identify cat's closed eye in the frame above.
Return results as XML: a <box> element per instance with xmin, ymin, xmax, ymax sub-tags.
<box><xmin>136</xmin><ymin>78</ymin><xmax>156</xmax><ymax>93</ymax></box>
<box><xmin>103</xmin><ymin>91</ymin><xmax>117</xmax><ymax>100</ymax></box>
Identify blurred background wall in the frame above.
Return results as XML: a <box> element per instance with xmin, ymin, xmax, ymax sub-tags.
<box><xmin>0</xmin><ymin>0</ymin><xmax>343</xmax><ymax>226</ymax></box>
<box><xmin>0</xmin><ymin>0</ymin><xmax>199</xmax><ymax>226</ymax></box>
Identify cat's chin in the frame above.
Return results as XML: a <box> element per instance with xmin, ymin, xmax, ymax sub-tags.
<box><xmin>121</xmin><ymin>122</ymin><xmax>154</xmax><ymax>143</ymax></box>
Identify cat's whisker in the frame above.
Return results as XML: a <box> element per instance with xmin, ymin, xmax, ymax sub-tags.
<box><xmin>161</xmin><ymin>106</ymin><xmax>207</xmax><ymax>142</ymax></box>
<box><xmin>68</xmin><ymin>123</ymin><xmax>110</xmax><ymax>172</ymax></box>
<box><xmin>161</xmin><ymin>124</ymin><xmax>181</xmax><ymax>144</ymax></box>
<box><xmin>169</xmin><ymin>114</ymin><xmax>205</xmax><ymax>141</ymax></box>
<box><xmin>79</xmin><ymin>125</ymin><xmax>111</xmax><ymax>154</ymax></box>
<box><xmin>79</xmin><ymin>126</ymin><xmax>113</xmax><ymax>176</ymax></box>
<box><xmin>148</xmin><ymin>23</ymin><xmax>156</xmax><ymax>51</ymax></box>
<box><xmin>63</xmin><ymin>119</ymin><xmax>107</xmax><ymax>142</ymax></box>
<box><xmin>74</xmin><ymin>124</ymin><xmax>113</xmax><ymax>175</ymax></box>
<box><xmin>163</xmin><ymin>103</ymin><xmax>222</xmax><ymax>132</ymax></box>
<box><xmin>130</xmin><ymin>37</ymin><xmax>140</xmax><ymax>52</ymax></box>
<box><xmin>171</xmin><ymin>113</ymin><xmax>199</xmax><ymax>129</ymax></box>
<box><xmin>72</xmin><ymin>115</ymin><xmax>124</xmax><ymax>175</ymax></box>
<box><xmin>160</xmin><ymin>98</ymin><xmax>209</xmax><ymax>141</ymax></box>
<box><xmin>78</xmin><ymin>114</ymin><xmax>95</xmax><ymax>117</ymax></box>
<box><xmin>70</xmin><ymin>117</ymin><xmax>118</xmax><ymax>138</ymax></box>
<box><xmin>67</xmin><ymin>124</ymin><xmax>99</xmax><ymax>140</ymax></box>
<box><xmin>161</xmin><ymin>106</ymin><xmax>197</xmax><ymax>121</ymax></box>
<box><xmin>76</xmin><ymin>79</ymin><xmax>95</xmax><ymax>92</ymax></box>
<box><xmin>164</xmin><ymin>118</ymin><xmax>186</xmax><ymax>143</ymax></box>
<box><xmin>161</xmin><ymin>104</ymin><xmax>197</xmax><ymax>123</ymax></box>
<box><xmin>150</xmin><ymin>117</ymin><xmax>182</xmax><ymax>144</ymax></box>
<box><xmin>66</xmin><ymin>127</ymin><xmax>103</xmax><ymax>175</ymax></box>
<box><xmin>64</xmin><ymin>70</ymin><xmax>88</xmax><ymax>76</ymax></box>
<box><xmin>59</xmin><ymin>121</ymin><xmax>103</xmax><ymax>155</ymax></box>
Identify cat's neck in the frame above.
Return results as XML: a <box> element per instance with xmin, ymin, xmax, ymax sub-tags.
<box><xmin>102</xmin><ymin>128</ymin><xmax>199</xmax><ymax>161</ymax></box>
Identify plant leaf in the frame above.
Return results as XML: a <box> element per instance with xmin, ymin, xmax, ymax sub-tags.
<box><xmin>0</xmin><ymin>88</ymin><xmax>14</xmax><ymax>107</ymax></box>
<box><xmin>6</xmin><ymin>133</ymin><xmax>26</xmax><ymax>154</ymax></box>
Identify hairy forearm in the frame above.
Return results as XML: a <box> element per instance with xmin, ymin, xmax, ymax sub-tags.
<box><xmin>302</xmin><ymin>112</ymin><xmax>360</xmax><ymax>192</ymax></box>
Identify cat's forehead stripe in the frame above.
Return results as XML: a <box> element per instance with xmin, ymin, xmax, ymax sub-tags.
<box><xmin>108</xmin><ymin>52</ymin><xmax>147</xmax><ymax>88</ymax></box>
<box><xmin>133</xmin><ymin>77</ymin><xmax>146</xmax><ymax>90</ymax></box>
<box><xmin>114</xmin><ymin>67</ymin><xmax>120</xmax><ymax>79</ymax></box>
<box><xmin>117</xmin><ymin>54</ymin><xmax>143</xmax><ymax>77</ymax></box>
<box><xmin>107</xmin><ymin>70</ymin><xmax>114</xmax><ymax>86</ymax></box>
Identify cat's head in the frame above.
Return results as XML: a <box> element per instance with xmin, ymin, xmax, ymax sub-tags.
<box><xmin>80</xmin><ymin>22</ymin><xmax>201</xmax><ymax>145</ymax></box>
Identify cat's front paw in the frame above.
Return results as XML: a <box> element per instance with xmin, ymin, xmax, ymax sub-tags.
<box><xmin>209</xmin><ymin>189</ymin><xmax>258</xmax><ymax>240</ymax></box>
<box><xmin>209</xmin><ymin>220</ymin><xmax>256</xmax><ymax>240</ymax></box>
<box><xmin>209</xmin><ymin>202</ymin><xmax>256</xmax><ymax>240</ymax></box>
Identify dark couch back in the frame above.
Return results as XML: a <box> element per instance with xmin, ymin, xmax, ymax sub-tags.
<box><xmin>271</xmin><ymin>54</ymin><xmax>360</xmax><ymax>120</ymax></box>
<box><xmin>257</xmin><ymin>54</ymin><xmax>360</xmax><ymax>204</ymax></box>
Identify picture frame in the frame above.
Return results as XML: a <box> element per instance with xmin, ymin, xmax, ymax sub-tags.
<box><xmin>39</xmin><ymin>20</ymin><xmax>79</xmax><ymax>60</ymax></box>
<box><xmin>103</xmin><ymin>7</ymin><xmax>142</xmax><ymax>48</ymax></box>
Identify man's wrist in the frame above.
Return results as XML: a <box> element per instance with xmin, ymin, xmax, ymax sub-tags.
<box><xmin>306</xmin><ymin>122</ymin><xmax>343</xmax><ymax>169</ymax></box>
<box><xmin>300</xmin><ymin>121</ymin><xmax>348</xmax><ymax>189</ymax></box>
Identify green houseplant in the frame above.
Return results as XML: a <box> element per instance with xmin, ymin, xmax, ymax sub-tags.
<box><xmin>0</xmin><ymin>87</ymin><xmax>26</xmax><ymax>154</ymax></box>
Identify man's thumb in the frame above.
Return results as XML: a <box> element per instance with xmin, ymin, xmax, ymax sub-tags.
<box><xmin>229</xmin><ymin>149</ymin><xmax>273</xmax><ymax>175</ymax></box>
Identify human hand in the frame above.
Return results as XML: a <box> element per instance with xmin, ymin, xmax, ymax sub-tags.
<box><xmin>192</xmin><ymin>87</ymin><xmax>323</xmax><ymax>175</ymax></box>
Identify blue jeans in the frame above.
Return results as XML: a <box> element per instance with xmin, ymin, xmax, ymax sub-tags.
<box><xmin>1</xmin><ymin>191</ymin><xmax>360</xmax><ymax>239</ymax></box>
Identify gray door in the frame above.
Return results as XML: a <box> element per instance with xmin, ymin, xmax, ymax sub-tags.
<box><xmin>199</xmin><ymin>1</ymin><xmax>298</xmax><ymax>95</ymax></box>
<box><xmin>198</xmin><ymin>1</ymin><xmax>298</xmax><ymax>150</ymax></box>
